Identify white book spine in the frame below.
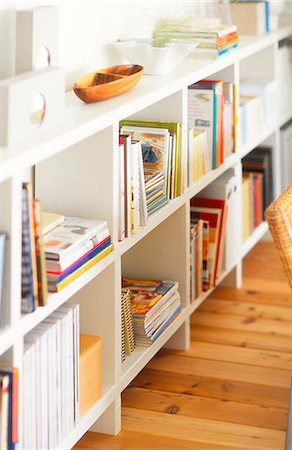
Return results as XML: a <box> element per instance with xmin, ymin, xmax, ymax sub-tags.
<box><xmin>118</xmin><ymin>143</ymin><xmax>125</xmax><ymax>241</ymax></box>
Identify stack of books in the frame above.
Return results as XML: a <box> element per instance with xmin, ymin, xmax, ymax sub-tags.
<box><xmin>152</xmin><ymin>17</ymin><xmax>239</xmax><ymax>58</ymax></box>
<box><xmin>0</xmin><ymin>366</ymin><xmax>19</xmax><ymax>450</ymax></box>
<box><xmin>21</xmin><ymin>182</ymin><xmax>48</xmax><ymax>313</ymax></box>
<box><xmin>194</xmin><ymin>26</ymin><xmax>239</xmax><ymax>58</ymax></box>
<box><xmin>43</xmin><ymin>216</ymin><xmax>113</xmax><ymax>293</ymax></box>
<box><xmin>122</xmin><ymin>277</ymin><xmax>181</xmax><ymax>346</ymax></box>
<box><xmin>23</xmin><ymin>304</ymin><xmax>79</xmax><ymax>449</ymax></box>
<box><xmin>121</xmin><ymin>289</ymin><xmax>136</xmax><ymax>361</ymax></box>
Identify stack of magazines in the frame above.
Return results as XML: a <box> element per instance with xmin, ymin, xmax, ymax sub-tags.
<box><xmin>122</xmin><ymin>277</ymin><xmax>181</xmax><ymax>346</ymax></box>
<box><xmin>43</xmin><ymin>217</ymin><xmax>113</xmax><ymax>292</ymax></box>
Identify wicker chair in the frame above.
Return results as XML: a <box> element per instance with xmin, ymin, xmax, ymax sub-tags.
<box><xmin>265</xmin><ymin>184</ymin><xmax>292</xmax><ymax>289</ymax></box>
<box><xmin>265</xmin><ymin>184</ymin><xmax>292</xmax><ymax>450</ymax></box>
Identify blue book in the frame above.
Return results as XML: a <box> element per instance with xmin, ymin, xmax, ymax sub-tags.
<box><xmin>21</xmin><ymin>186</ymin><xmax>35</xmax><ymax>313</ymax></box>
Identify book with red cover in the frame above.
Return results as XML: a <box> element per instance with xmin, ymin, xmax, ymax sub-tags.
<box><xmin>191</xmin><ymin>197</ymin><xmax>227</xmax><ymax>284</ymax></box>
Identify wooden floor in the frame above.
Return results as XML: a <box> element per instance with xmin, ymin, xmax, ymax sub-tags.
<box><xmin>75</xmin><ymin>241</ymin><xmax>292</xmax><ymax>450</ymax></box>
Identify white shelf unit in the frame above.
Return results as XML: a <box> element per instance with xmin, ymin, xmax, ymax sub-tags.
<box><xmin>0</xmin><ymin>26</ymin><xmax>291</xmax><ymax>450</ymax></box>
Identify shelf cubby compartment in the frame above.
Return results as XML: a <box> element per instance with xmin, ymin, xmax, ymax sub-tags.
<box><xmin>35</xmin><ymin>125</ymin><xmax>119</xmax><ymax>243</ymax></box>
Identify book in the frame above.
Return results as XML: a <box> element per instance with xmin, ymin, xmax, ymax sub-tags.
<box><xmin>42</xmin><ymin>212</ymin><xmax>65</xmax><ymax>235</ymax></box>
<box><xmin>43</xmin><ymin>217</ymin><xmax>107</xmax><ymax>261</ymax></box>
<box><xmin>33</xmin><ymin>200</ymin><xmax>48</xmax><ymax>306</ymax></box>
<box><xmin>242</xmin><ymin>146</ymin><xmax>274</xmax><ymax>211</ymax></box>
<box><xmin>45</xmin><ymin>227</ymin><xmax>110</xmax><ymax>272</ymax></box>
<box><xmin>190</xmin><ymin>207</ymin><xmax>222</xmax><ymax>287</ymax></box>
<box><xmin>118</xmin><ymin>140</ymin><xmax>125</xmax><ymax>241</ymax></box>
<box><xmin>191</xmin><ymin>197</ymin><xmax>227</xmax><ymax>283</ymax></box>
<box><xmin>121</xmin><ymin>289</ymin><xmax>136</xmax><ymax>355</ymax></box>
<box><xmin>21</xmin><ymin>185</ymin><xmax>35</xmax><ymax>313</ymax></box>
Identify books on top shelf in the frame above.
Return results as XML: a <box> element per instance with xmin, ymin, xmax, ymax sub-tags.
<box><xmin>188</xmin><ymin>80</ymin><xmax>236</xmax><ymax>183</ymax></box>
<box><xmin>0</xmin><ymin>365</ymin><xmax>19</xmax><ymax>450</ymax></box>
<box><xmin>43</xmin><ymin>217</ymin><xmax>113</xmax><ymax>293</ymax></box>
<box><xmin>152</xmin><ymin>17</ymin><xmax>238</xmax><ymax>58</ymax></box>
<box><xmin>122</xmin><ymin>277</ymin><xmax>181</xmax><ymax>347</ymax></box>
<box><xmin>23</xmin><ymin>304</ymin><xmax>79</xmax><ymax>450</ymax></box>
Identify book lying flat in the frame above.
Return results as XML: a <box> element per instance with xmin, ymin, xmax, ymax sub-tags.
<box><xmin>48</xmin><ymin>244</ymin><xmax>114</xmax><ymax>292</ymax></box>
<box><xmin>42</xmin><ymin>212</ymin><xmax>65</xmax><ymax>235</ymax></box>
<box><xmin>44</xmin><ymin>217</ymin><xmax>107</xmax><ymax>261</ymax></box>
<box><xmin>47</xmin><ymin>236</ymin><xmax>112</xmax><ymax>284</ymax></box>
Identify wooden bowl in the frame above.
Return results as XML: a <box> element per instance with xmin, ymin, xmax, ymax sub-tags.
<box><xmin>73</xmin><ymin>64</ymin><xmax>144</xmax><ymax>103</ymax></box>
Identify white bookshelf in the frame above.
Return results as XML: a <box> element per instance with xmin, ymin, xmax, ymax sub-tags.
<box><xmin>0</xmin><ymin>26</ymin><xmax>291</xmax><ymax>450</ymax></box>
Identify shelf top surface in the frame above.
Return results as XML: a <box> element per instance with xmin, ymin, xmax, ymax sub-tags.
<box><xmin>0</xmin><ymin>26</ymin><xmax>291</xmax><ymax>183</ymax></box>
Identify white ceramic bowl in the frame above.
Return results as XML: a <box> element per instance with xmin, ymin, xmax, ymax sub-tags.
<box><xmin>113</xmin><ymin>39</ymin><xmax>198</xmax><ymax>76</ymax></box>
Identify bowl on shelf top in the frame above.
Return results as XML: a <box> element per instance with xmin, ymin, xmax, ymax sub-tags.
<box><xmin>73</xmin><ymin>64</ymin><xmax>144</xmax><ymax>103</ymax></box>
<box><xmin>113</xmin><ymin>39</ymin><xmax>198</xmax><ymax>76</ymax></box>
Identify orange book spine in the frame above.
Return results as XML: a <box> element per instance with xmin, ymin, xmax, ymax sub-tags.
<box><xmin>12</xmin><ymin>368</ymin><xmax>19</xmax><ymax>445</ymax></box>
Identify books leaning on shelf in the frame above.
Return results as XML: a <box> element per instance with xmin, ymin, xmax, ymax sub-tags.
<box><xmin>0</xmin><ymin>366</ymin><xmax>19</xmax><ymax>450</ymax></box>
<box><xmin>43</xmin><ymin>217</ymin><xmax>113</xmax><ymax>292</ymax></box>
<box><xmin>21</xmin><ymin>183</ymin><xmax>48</xmax><ymax>314</ymax></box>
<box><xmin>23</xmin><ymin>304</ymin><xmax>79</xmax><ymax>450</ymax></box>
<box><xmin>122</xmin><ymin>277</ymin><xmax>181</xmax><ymax>347</ymax></box>
<box><xmin>190</xmin><ymin>196</ymin><xmax>228</xmax><ymax>298</ymax></box>
<box><xmin>120</xmin><ymin>119</ymin><xmax>183</xmax><ymax>199</ymax></box>
<box><xmin>188</xmin><ymin>80</ymin><xmax>236</xmax><ymax>180</ymax></box>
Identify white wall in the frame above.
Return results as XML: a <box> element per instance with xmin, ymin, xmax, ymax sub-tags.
<box><xmin>1</xmin><ymin>1</ymin><xmax>290</xmax><ymax>91</ymax></box>
<box><xmin>0</xmin><ymin>0</ymin><xmax>205</xmax><ymax>90</ymax></box>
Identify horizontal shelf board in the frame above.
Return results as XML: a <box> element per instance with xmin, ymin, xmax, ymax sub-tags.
<box><xmin>239</xmin><ymin>127</ymin><xmax>276</xmax><ymax>160</ymax></box>
<box><xmin>20</xmin><ymin>252</ymin><xmax>115</xmax><ymax>336</ymax></box>
<box><xmin>117</xmin><ymin>195</ymin><xmax>184</xmax><ymax>255</ymax></box>
<box><xmin>56</xmin><ymin>384</ymin><xmax>116</xmax><ymax>450</ymax></box>
<box><xmin>0</xmin><ymin>326</ymin><xmax>14</xmax><ymax>356</ymax></box>
<box><xmin>1</xmin><ymin>27</ymin><xmax>291</xmax><ymax>183</ymax></box>
<box><xmin>279</xmin><ymin>110</ymin><xmax>292</xmax><ymax>129</ymax></box>
<box><xmin>119</xmin><ymin>306</ymin><xmax>189</xmax><ymax>392</ymax></box>
<box><xmin>186</xmin><ymin>153</ymin><xmax>238</xmax><ymax>200</ymax></box>
<box><xmin>241</xmin><ymin>221</ymin><xmax>269</xmax><ymax>259</ymax></box>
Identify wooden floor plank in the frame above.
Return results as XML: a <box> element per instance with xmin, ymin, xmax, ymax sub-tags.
<box><xmin>122</xmin><ymin>407</ymin><xmax>286</xmax><ymax>450</ymax></box>
<box><xmin>130</xmin><ymin>369</ymin><xmax>290</xmax><ymax>409</ymax></box>
<box><xmin>170</xmin><ymin>341</ymin><xmax>292</xmax><ymax>370</ymax></box>
<box><xmin>241</xmin><ymin>277</ymin><xmax>291</xmax><ymax>294</ymax></box>
<box><xmin>147</xmin><ymin>352</ymin><xmax>292</xmax><ymax>388</ymax></box>
<box><xmin>199</xmin><ymin>298</ymin><xmax>292</xmax><ymax>322</ymax></box>
<box><xmin>209</xmin><ymin>287</ymin><xmax>292</xmax><ymax>308</ymax></box>
<box><xmin>75</xmin><ymin>430</ymin><xmax>240</xmax><ymax>450</ymax></box>
<box><xmin>122</xmin><ymin>386</ymin><xmax>288</xmax><ymax>430</ymax></box>
<box><xmin>190</xmin><ymin>325</ymin><xmax>292</xmax><ymax>353</ymax></box>
<box><xmin>190</xmin><ymin>310</ymin><xmax>292</xmax><ymax>336</ymax></box>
